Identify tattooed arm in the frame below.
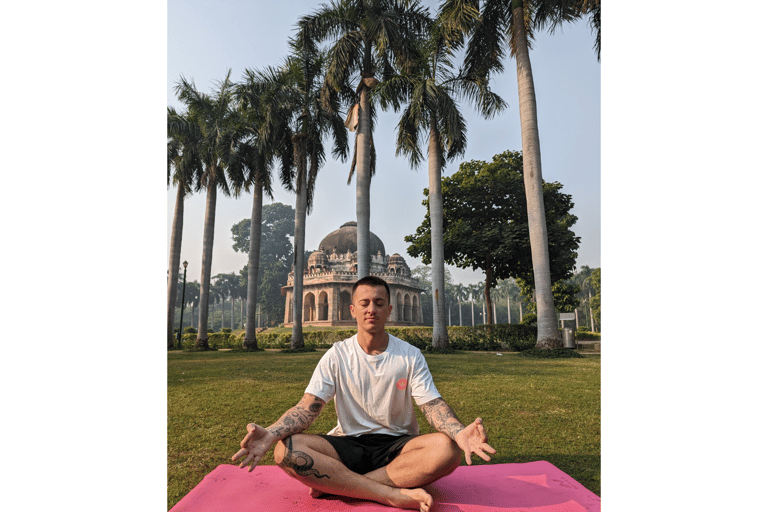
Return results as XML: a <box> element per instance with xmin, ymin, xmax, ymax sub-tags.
<box><xmin>231</xmin><ymin>393</ymin><xmax>326</xmax><ymax>472</ymax></box>
<box><xmin>419</xmin><ymin>397</ymin><xmax>465</xmax><ymax>440</ymax></box>
<box><xmin>419</xmin><ymin>397</ymin><xmax>497</xmax><ymax>465</ymax></box>
<box><xmin>266</xmin><ymin>393</ymin><xmax>326</xmax><ymax>439</ymax></box>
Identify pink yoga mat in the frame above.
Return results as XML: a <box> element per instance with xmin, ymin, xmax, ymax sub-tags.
<box><xmin>170</xmin><ymin>461</ymin><xmax>600</xmax><ymax>511</ymax></box>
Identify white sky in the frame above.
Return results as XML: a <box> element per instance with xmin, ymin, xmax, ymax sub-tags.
<box><xmin>166</xmin><ymin>0</ymin><xmax>601</xmax><ymax>286</ymax></box>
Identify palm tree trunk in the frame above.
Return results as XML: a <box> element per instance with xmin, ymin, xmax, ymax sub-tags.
<box><xmin>167</xmin><ymin>184</ymin><xmax>184</xmax><ymax>349</ymax></box>
<box><xmin>196</xmin><ymin>181</ymin><xmax>217</xmax><ymax>349</ymax></box>
<box><xmin>512</xmin><ymin>7</ymin><xmax>559</xmax><ymax>347</ymax></box>
<box><xmin>243</xmin><ymin>182</ymin><xmax>263</xmax><ymax>349</ymax></box>
<box><xmin>356</xmin><ymin>85</ymin><xmax>372</xmax><ymax>278</ymax></box>
<box><xmin>428</xmin><ymin>120</ymin><xmax>449</xmax><ymax>347</ymax></box>
<box><xmin>291</xmin><ymin>137</ymin><xmax>308</xmax><ymax>349</ymax></box>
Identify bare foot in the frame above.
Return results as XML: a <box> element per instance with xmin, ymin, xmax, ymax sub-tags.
<box><xmin>391</xmin><ymin>487</ymin><xmax>434</xmax><ymax>512</ymax></box>
<box><xmin>308</xmin><ymin>487</ymin><xmax>326</xmax><ymax>499</ymax></box>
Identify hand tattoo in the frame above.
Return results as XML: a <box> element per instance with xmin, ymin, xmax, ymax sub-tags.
<box><xmin>278</xmin><ymin>436</ymin><xmax>330</xmax><ymax>479</ymax></box>
<box><xmin>419</xmin><ymin>397</ymin><xmax>464</xmax><ymax>439</ymax></box>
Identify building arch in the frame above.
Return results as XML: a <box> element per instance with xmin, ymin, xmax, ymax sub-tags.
<box><xmin>303</xmin><ymin>292</ymin><xmax>316</xmax><ymax>322</ymax></box>
<box><xmin>318</xmin><ymin>291</ymin><xmax>329</xmax><ymax>321</ymax></box>
<box><xmin>339</xmin><ymin>290</ymin><xmax>352</xmax><ymax>321</ymax></box>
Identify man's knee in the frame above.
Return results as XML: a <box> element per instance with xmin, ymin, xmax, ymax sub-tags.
<box><xmin>422</xmin><ymin>433</ymin><xmax>463</xmax><ymax>476</ymax></box>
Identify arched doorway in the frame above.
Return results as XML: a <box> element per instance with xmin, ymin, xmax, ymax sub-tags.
<box><xmin>318</xmin><ymin>291</ymin><xmax>329</xmax><ymax>321</ymax></box>
<box><xmin>339</xmin><ymin>291</ymin><xmax>352</xmax><ymax>321</ymax></box>
<box><xmin>304</xmin><ymin>292</ymin><xmax>315</xmax><ymax>322</ymax></box>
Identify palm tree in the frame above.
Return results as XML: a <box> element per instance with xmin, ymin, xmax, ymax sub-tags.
<box><xmin>166</xmin><ymin>108</ymin><xmax>202</xmax><ymax>349</ymax></box>
<box><xmin>438</xmin><ymin>0</ymin><xmax>599</xmax><ymax>347</ymax></box>
<box><xmin>228</xmin><ymin>87</ymin><xmax>278</xmax><ymax>349</ymax></box>
<box><xmin>249</xmin><ymin>39</ymin><xmax>348</xmax><ymax>349</ymax></box>
<box><xmin>297</xmin><ymin>0</ymin><xmax>430</xmax><ymax>278</ymax></box>
<box><xmin>381</xmin><ymin>17</ymin><xmax>506</xmax><ymax>347</ymax></box>
<box><xmin>174</xmin><ymin>72</ymin><xmax>237</xmax><ymax>349</ymax></box>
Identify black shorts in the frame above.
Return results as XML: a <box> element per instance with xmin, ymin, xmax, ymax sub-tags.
<box><xmin>319</xmin><ymin>433</ymin><xmax>416</xmax><ymax>475</ymax></box>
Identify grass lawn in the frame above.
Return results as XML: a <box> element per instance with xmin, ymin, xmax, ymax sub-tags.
<box><xmin>167</xmin><ymin>349</ymin><xmax>600</xmax><ymax>510</ymax></box>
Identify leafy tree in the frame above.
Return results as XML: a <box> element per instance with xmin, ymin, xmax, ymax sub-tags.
<box><xmin>231</xmin><ymin>203</ymin><xmax>296</xmax><ymax>328</ymax></box>
<box><xmin>174</xmin><ymin>72</ymin><xmax>237</xmax><ymax>349</ymax></box>
<box><xmin>231</xmin><ymin>203</ymin><xmax>294</xmax><ymax>262</ymax></box>
<box><xmin>381</xmin><ymin>14</ymin><xmax>506</xmax><ymax>346</ymax></box>
<box><xmin>405</xmin><ymin>150</ymin><xmax>579</xmax><ymax>325</ymax></box>
<box><xmin>297</xmin><ymin>0</ymin><xmax>430</xmax><ymax>278</ymax></box>
<box><xmin>438</xmin><ymin>0</ymin><xmax>599</xmax><ymax>347</ymax></box>
<box><xmin>167</xmin><ymin>107</ymin><xmax>202</xmax><ymax>349</ymax></box>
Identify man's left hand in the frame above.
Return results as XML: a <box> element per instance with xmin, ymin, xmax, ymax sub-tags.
<box><xmin>454</xmin><ymin>418</ymin><xmax>496</xmax><ymax>465</ymax></box>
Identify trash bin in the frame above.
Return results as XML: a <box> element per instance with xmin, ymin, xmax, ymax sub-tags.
<box><xmin>563</xmin><ymin>328</ymin><xmax>575</xmax><ymax>349</ymax></box>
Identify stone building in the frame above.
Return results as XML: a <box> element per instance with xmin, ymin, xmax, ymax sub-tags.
<box><xmin>281</xmin><ymin>221</ymin><xmax>424</xmax><ymax>326</ymax></box>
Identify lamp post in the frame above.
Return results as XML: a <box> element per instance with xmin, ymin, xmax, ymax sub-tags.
<box><xmin>177</xmin><ymin>260</ymin><xmax>188</xmax><ymax>348</ymax></box>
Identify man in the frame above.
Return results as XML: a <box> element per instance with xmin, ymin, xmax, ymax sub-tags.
<box><xmin>231</xmin><ymin>276</ymin><xmax>495</xmax><ymax>512</ymax></box>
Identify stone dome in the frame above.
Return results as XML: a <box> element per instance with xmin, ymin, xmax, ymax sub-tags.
<box><xmin>387</xmin><ymin>253</ymin><xmax>411</xmax><ymax>276</ymax></box>
<box><xmin>307</xmin><ymin>250</ymin><xmax>328</xmax><ymax>268</ymax></box>
<box><xmin>318</xmin><ymin>221</ymin><xmax>386</xmax><ymax>257</ymax></box>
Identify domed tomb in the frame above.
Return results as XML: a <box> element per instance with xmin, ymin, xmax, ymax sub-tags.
<box><xmin>318</xmin><ymin>221</ymin><xmax>386</xmax><ymax>258</ymax></box>
<box><xmin>281</xmin><ymin>221</ymin><xmax>424</xmax><ymax>327</ymax></box>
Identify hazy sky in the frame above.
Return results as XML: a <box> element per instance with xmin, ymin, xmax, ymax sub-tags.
<box><xmin>167</xmin><ymin>0</ymin><xmax>601</xmax><ymax>287</ymax></box>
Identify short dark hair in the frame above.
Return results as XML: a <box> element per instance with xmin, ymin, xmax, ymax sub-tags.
<box><xmin>352</xmin><ymin>276</ymin><xmax>390</xmax><ymax>303</ymax></box>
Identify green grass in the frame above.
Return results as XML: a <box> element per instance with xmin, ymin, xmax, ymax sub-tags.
<box><xmin>168</xmin><ymin>350</ymin><xmax>600</xmax><ymax>510</ymax></box>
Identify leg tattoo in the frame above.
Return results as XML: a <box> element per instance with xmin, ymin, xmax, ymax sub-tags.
<box><xmin>279</xmin><ymin>436</ymin><xmax>330</xmax><ymax>479</ymax></box>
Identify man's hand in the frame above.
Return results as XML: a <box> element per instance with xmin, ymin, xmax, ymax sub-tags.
<box><xmin>454</xmin><ymin>418</ymin><xmax>496</xmax><ymax>465</ymax></box>
<box><xmin>231</xmin><ymin>423</ymin><xmax>278</xmax><ymax>472</ymax></box>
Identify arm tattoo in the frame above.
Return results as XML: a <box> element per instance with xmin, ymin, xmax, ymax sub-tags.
<box><xmin>278</xmin><ymin>435</ymin><xmax>330</xmax><ymax>479</ymax></box>
<box><xmin>267</xmin><ymin>395</ymin><xmax>325</xmax><ymax>440</ymax></box>
<box><xmin>419</xmin><ymin>397</ymin><xmax>465</xmax><ymax>440</ymax></box>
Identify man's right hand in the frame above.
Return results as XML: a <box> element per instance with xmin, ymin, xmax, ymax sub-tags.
<box><xmin>231</xmin><ymin>423</ymin><xmax>278</xmax><ymax>472</ymax></box>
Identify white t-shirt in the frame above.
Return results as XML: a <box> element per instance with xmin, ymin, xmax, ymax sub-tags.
<box><xmin>305</xmin><ymin>333</ymin><xmax>441</xmax><ymax>437</ymax></box>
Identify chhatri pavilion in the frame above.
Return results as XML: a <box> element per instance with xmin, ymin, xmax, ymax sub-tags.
<box><xmin>281</xmin><ymin>221</ymin><xmax>424</xmax><ymax>327</ymax></box>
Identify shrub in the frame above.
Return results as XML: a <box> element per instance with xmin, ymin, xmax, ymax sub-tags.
<box><xmin>520</xmin><ymin>313</ymin><xmax>537</xmax><ymax>326</ymax></box>
<box><xmin>183</xmin><ymin>327</ymin><xmax>197</xmax><ymax>334</ymax></box>
<box><xmin>222</xmin><ymin>328</ymin><xmax>232</xmax><ymax>334</ymax></box>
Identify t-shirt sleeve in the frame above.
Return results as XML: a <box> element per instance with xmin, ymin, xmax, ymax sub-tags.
<box><xmin>409</xmin><ymin>350</ymin><xmax>441</xmax><ymax>406</ymax></box>
<box><xmin>305</xmin><ymin>345</ymin><xmax>337</xmax><ymax>403</ymax></box>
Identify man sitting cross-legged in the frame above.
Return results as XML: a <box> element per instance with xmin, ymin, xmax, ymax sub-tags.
<box><xmin>231</xmin><ymin>276</ymin><xmax>496</xmax><ymax>512</ymax></box>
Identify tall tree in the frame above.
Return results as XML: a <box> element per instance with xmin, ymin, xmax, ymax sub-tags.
<box><xmin>405</xmin><ymin>150</ymin><xmax>579</xmax><ymax>325</ymax></box>
<box><xmin>297</xmin><ymin>0</ymin><xmax>430</xmax><ymax>278</ymax></box>
<box><xmin>231</xmin><ymin>203</ymin><xmax>295</xmax><ymax>329</ymax></box>
<box><xmin>230</xmin><ymin>81</ymin><xmax>279</xmax><ymax>349</ymax></box>
<box><xmin>438</xmin><ymin>0</ymin><xmax>599</xmax><ymax>347</ymax></box>
<box><xmin>174</xmin><ymin>72</ymin><xmax>237</xmax><ymax>349</ymax></box>
<box><xmin>166</xmin><ymin>108</ymin><xmax>202</xmax><ymax>349</ymax></box>
<box><xmin>380</xmin><ymin>15</ymin><xmax>506</xmax><ymax>347</ymax></box>
<box><xmin>248</xmin><ymin>37</ymin><xmax>348</xmax><ymax>348</ymax></box>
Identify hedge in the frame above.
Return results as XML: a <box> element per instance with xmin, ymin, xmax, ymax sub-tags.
<box><xmin>173</xmin><ymin>326</ymin><xmax>599</xmax><ymax>351</ymax></box>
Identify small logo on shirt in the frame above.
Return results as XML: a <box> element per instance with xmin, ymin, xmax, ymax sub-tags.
<box><xmin>396</xmin><ymin>378</ymin><xmax>408</xmax><ymax>390</ymax></box>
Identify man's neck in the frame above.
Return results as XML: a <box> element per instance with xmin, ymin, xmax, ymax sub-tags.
<box><xmin>356</xmin><ymin>330</ymin><xmax>389</xmax><ymax>355</ymax></box>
